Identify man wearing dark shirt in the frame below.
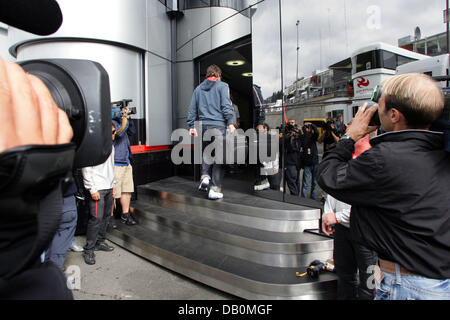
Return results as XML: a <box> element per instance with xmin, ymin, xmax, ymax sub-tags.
<box><xmin>317</xmin><ymin>73</ymin><xmax>450</xmax><ymax>300</ymax></box>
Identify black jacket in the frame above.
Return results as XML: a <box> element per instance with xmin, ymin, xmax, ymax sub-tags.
<box><xmin>317</xmin><ymin>130</ymin><xmax>450</xmax><ymax>279</ymax></box>
<box><xmin>299</xmin><ymin>124</ymin><xmax>319</xmax><ymax>167</ymax></box>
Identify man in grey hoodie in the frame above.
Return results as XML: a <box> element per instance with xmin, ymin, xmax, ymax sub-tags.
<box><xmin>187</xmin><ymin>65</ymin><xmax>236</xmax><ymax>199</ymax></box>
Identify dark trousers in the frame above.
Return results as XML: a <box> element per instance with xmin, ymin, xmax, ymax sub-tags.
<box><xmin>201</xmin><ymin>125</ymin><xmax>226</xmax><ymax>189</ymax></box>
<box><xmin>45</xmin><ymin>195</ymin><xmax>78</xmax><ymax>270</ymax></box>
<box><xmin>285</xmin><ymin>165</ymin><xmax>300</xmax><ymax>196</ymax></box>
<box><xmin>84</xmin><ymin>189</ymin><xmax>113</xmax><ymax>253</ymax></box>
<box><xmin>333</xmin><ymin>224</ymin><xmax>378</xmax><ymax>300</ymax></box>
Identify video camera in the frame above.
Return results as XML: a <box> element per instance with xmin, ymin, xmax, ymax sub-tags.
<box><xmin>111</xmin><ymin>99</ymin><xmax>137</xmax><ymax>120</ymax></box>
<box><xmin>20</xmin><ymin>59</ymin><xmax>112</xmax><ymax>168</ymax></box>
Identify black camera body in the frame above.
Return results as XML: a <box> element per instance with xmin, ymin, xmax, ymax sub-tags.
<box><xmin>284</xmin><ymin>123</ymin><xmax>301</xmax><ymax>136</ymax></box>
<box><xmin>325</xmin><ymin>120</ymin><xmax>337</xmax><ymax>133</ymax></box>
<box><xmin>19</xmin><ymin>59</ymin><xmax>112</xmax><ymax>168</ymax></box>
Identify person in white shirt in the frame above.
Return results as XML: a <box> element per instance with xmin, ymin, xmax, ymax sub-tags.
<box><xmin>81</xmin><ymin>126</ymin><xmax>116</xmax><ymax>265</ymax></box>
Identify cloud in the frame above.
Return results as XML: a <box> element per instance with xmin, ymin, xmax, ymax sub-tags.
<box><xmin>252</xmin><ymin>0</ymin><xmax>446</xmax><ymax>98</ymax></box>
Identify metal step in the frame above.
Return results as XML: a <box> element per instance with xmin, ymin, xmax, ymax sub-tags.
<box><xmin>107</xmin><ymin>176</ymin><xmax>337</xmax><ymax>299</ymax></box>
<box><xmin>133</xmin><ymin>201</ymin><xmax>332</xmax><ymax>255</ymax></box>
<box><xmin>131</xmin><ymin>201</ymin><xmax>332</xmax><ymax>268</ymax></box>
<box><xmin>108</xmin><ymin>223</ymin><xmax>337</xmax><ymax>300</ymax></box>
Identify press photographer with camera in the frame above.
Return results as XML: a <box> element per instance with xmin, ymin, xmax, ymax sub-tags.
<box><xmin>317</xmin><ymin>73</ymin><xmax>450</xmax><ymax>300</ymax></box>
<box><xmin>283</xmin><ymin>119</ymin><xmax>302</xmax><ymax>196</ymax></box>
<box><xmin>318</xmin><ymin>119</ymin><xmax>340</xmax><ymax>152</ymax></box>
<box><xmin>299</xmin><ymin>122</ymin><xmax>319</xmax><ymax>200</ymax></box>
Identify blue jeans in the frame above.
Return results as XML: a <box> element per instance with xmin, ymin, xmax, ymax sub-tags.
<box><xmin>201</xmin><ymin>125</ymin><xmax>226</xmax><ymax>189</ymax></box>
<box><xmin>301</xmin><ymin>165</ymin><xmax>317</xmax><ymax>200</ymax></box>
<box><xmin>45</xmin><ymin>195</ymin><xmax>78</xmax><ymax>270</ymax></box>
<box><xmin>376</xmin><ymin>264</ymin><xmax>450</xmax><ymax>300</ymax></box>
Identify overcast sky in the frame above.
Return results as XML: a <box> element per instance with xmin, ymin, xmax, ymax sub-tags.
<box><xmin>252</xmin><ymin>0</ymin><xmax>446</xmax><ymax>99</ymax></box>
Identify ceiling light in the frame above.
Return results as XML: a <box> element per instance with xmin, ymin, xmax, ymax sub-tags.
<box><xmin>226</xmin><ymin>60</ymin><xmax>245</xmax><ymax>66</ymax></box>
<box><xmin>242</xmin><ymin>72</ymin><xmax>253</xmax><ymax>77</ymax></box>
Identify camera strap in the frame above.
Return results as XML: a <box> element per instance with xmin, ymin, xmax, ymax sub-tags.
<box><xmin>0</xmin><ymin>143</ymin><xmax>75</xmax><ymax>279</ymax></box>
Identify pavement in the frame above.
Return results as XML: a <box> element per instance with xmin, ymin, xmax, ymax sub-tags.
<box><xmin>65</xmin><ymin>236</ymin><xmax>235</xmax><ymax>300</ymax></box>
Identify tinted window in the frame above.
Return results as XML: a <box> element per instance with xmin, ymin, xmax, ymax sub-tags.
<box><xmin>382</xmin><ymin>50</ymin><xmax>396</xmax><ymax>70</ymax></box>
<box><xmin>397</xmin><ymin>55</ymin><xmax>416</xmax><ymax>67</ymax></box>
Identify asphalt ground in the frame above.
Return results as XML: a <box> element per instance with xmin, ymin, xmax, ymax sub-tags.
<box><xmin>65</xmin><ymin>236</ymin><xmax>235</xmax><ymax>300</ymax></box>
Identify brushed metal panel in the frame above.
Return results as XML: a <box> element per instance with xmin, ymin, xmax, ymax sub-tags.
<box><xmin>145</xmin><ymin>52</ymin><xmax>172</xmax><ymax>146</ymax></box>
<box><xmin>177</xmin><ymin>7</ymin><xmax>211</xmax><ymax>51</ymax></box>
<box><xmin>192</xmin><ymin>29</ymin><xmax>212</xmax><ymax>58</ymax></box>
<box><xmin>176</xmin><ymin>61</ymin><xmax>195</xmax><ymax>129</ymax></box>
<box><xmin>147</xmin><ymin>0</ymin><xmax>172</xmax><ymax>60</ymax></box>
<box><xmin>16</xmin><ymin>41</ymin><xmax>145</xmax><ymax>119</ymax></box>
<box><xmin>211</xmin><ymin>9</ymin><xmax>251</xmax><ymax>50</ymax></box>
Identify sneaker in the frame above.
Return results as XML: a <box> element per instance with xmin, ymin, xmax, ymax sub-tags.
<box><xmin>208</xmin><ymin>186</ymin><xmax>223</xmax><ymax>200</ymax></box>
<box><xmin>121</xmin><ymin>213</ymin><xmax>137</xmax><ymax>226</ymax></box>
<box><xmin>198</xmin><ymin>176</ymin><xmax>210</xmax><ymax>192</ymax></box>
<box><xmin>254</xmin><ymin>179</ymin><xmax>270</xmax><ymax>191</ymax></box>
<box><xmin>83</xmin><ymin>251</ymin><xmax>95</xmax><ymax>265</ymax></box>
<box><xmin>70</xmin><ymin>244</ymin><xmax>84</xmax><ymax>252</ymax></box>
<box><xmin>95</xmin><ymin>242</ymin><xmax>114</xmax><ymax>252</ymax></box>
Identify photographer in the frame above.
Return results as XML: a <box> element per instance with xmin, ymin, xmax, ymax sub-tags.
<box><xmin>299</xmin><ymin>122</ymin><xmax>319</xmax><ymax>200</ymax></box>
<box><xmin>284</xmin><ymin>119</ymin><xmax>302</xmax><ymax>196</ymax></box>
<box><xmin>318</xmin><ymin>119</ymin><xmax>340</xmax><ymax>152</ymax></box>
<box><xmin>112</xmin><ymin>105</ymin><xmax>137</xmax><ymax>226</ymax></box>
<box><xmin>0</xmin><ymin>57</ymin><xmax>74</xmax><ymax>299</ymax></box>
<box><xmin>317</xmin><ymin>73</ymin><xmax>450</xmax><ymax>300</ymax></box>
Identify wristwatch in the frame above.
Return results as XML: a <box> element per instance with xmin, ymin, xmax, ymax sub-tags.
<box><xmin>340</xmin><ymin>134</ymin><xmax>355</xmax><ymax>143</ymax></box>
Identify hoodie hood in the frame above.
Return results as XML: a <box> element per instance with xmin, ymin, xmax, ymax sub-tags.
<box><xmin>200</xmin><ymin>79</ymin><xmax>218</xmax><ymax>92</ymax></box>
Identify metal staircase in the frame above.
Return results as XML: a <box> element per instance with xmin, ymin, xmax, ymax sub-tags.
<box><xmin>107</xmin><ymin>176</ymin><xmax>337</xmax><ymax>299</ymax></box>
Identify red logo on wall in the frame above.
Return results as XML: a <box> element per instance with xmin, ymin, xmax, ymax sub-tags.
<box><xmin>357</xmin><ymin>77</ymin><xmax>370</xmax><ymax>88</ymax></box>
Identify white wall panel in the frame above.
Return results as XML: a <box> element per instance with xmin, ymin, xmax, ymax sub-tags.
<box><xmin>9</xmin><ymin>0</ymin><xmax>147</xmax><ymax>52</ymax></box>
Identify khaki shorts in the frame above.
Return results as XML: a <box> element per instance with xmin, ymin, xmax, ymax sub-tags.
<box><xmin>114</xmin><ymin>164</ymin><xmax>134</xmax><ymax>198</ymax></box>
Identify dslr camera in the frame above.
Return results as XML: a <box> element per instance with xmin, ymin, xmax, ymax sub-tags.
<box><xmin>284</xmin><ymin>123</ymin><xmax>301</xmax><ymax>136</ymax></box>
<box><xmin>111</xmin><ymin>99</ymin><xmax>137</xmax><ymax>120</ymax></box>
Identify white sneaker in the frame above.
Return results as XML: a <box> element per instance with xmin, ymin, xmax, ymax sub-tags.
<box><xmin>198</xmin><ymin>176</ymin><xmax>210</xmax><ymax>192</ymax></box>
<box><xmin>208</xmin><ymin>186</ymin><xmax>223</xmax><ymax>200</ymax></box>
<box><xmin>254</xmin><ymin>179</ymin><xmax>270</xmax><ymax>191</ymax></box>
<box><xmin>70</xmin><ymin>244</ymin><xmax>84</xmax><ymax>252</ymax></box>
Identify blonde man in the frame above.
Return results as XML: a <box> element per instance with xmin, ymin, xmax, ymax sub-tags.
<box><xmin>318</xmin><ymin>73</ymin><xmax>450</xmax><ymax>300</ymax></box>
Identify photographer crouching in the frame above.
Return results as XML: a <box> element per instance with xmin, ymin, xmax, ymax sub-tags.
<box><xmin>317</xmin><ymin>73</ymin><xmax>450</xmax><ymax>300</ymax></box>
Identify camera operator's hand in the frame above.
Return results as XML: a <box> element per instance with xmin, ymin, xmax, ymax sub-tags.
<box><xmin>346</xmin><ymin>102</ymin><xmax>379</xmax><ymax>142</ymax></box>
<box><xmin>91</xmin><ymin>192</ymin><xmax>101</xmax><ymax>201</ymax></box>
<box><xmin>0</xmin><ymin>58</ymin><xmax>73</xmax><ymax>152</ymax></box>
<box><xmin>121</xmin><ymin>107</ymin><xmax>131</xmax><ymax>119</ymax></box>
